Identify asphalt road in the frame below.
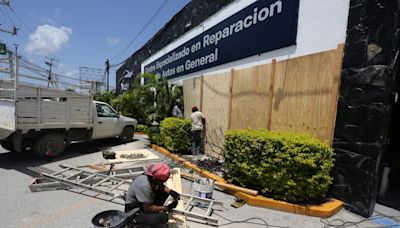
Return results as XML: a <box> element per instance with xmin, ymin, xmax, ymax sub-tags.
<box><xmin>0</xmin><ymin>137</ymin><xmax>148</xmax><ymax>228</ymax></box>
<box><xmin>0</xmin><ymin>135</ymin><xmax>398</xmax><ymax>228</ymax></box>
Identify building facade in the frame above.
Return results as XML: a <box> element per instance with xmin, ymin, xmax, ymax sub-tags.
<box><xmin>117</xmin><ymin>0</ymin><xmax>400</xmax><ymax>217</ymax></box>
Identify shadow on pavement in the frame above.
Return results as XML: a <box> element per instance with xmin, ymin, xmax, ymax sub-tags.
<box><xmin>0</xmin><ymin>138</ymin><xmax>138</xmax><ymax>178</ymax></box>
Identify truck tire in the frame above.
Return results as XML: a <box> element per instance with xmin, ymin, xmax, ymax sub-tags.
<box><xmin>119</xmin><ymin>126</ymin><xmax>135</xmax><ymax>143</ymax></box>
<box><xmin>0</xmin><ymin>141</ymin><xmax>14</xmax><ymax>151</ymax></box>
<box><xmin>33</xmin><ymin>133</ymin><xmax>66</xmax><ymax>159</ymax></box>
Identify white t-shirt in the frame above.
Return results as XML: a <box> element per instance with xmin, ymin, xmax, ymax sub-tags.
<box><xmin>191</xmin><ymin>111</ymin><xmax>204</xmax><ymax>131</ymax></box>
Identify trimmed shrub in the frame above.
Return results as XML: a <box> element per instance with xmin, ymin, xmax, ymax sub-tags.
<box><xmin>223</xmin><ymin>129</ymin><xmax>335</xmax><ymax>203</ymax></box>
<box><xmin>160</xmin><ymin>117</ymin><xmax>191</xmax><ymax>153</ymax></box>
<box><xmin>136</xmin><ymin>124</ymin><xmax>148</xmax><ymax>133</ymax></box>
<box><xmin>147</xmin><ymin>125</ymin><xmax>163</xmax><ymax>146</ymax></box>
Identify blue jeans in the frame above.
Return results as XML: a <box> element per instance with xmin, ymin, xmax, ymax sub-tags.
<box><xmin>192</xmin><ymin>130</ymin><xmax>202</xmax><ymax>155</ymax></box>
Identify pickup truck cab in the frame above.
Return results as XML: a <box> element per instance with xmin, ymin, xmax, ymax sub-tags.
<box><xmin>92</xmin><ymin>101</ymin><xmax>137</xmax><ymax>141</ymax></box>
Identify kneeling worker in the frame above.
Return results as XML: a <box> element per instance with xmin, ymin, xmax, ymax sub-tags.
<box><xmin>125</xmin><ymin>162</ymin><xmax>180</xmax><ymax>227</ymax></box>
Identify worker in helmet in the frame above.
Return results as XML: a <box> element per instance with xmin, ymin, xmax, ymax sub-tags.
<box><xmin>125</xmin><ymin>162</ymin><xmax>180</xmax><ymax>227</ymax></box>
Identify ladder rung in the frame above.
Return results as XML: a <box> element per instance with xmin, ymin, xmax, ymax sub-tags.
<box><xmin>185</xmin><ymin>197</ymin><xmax>194</xmax><ymax>211</ymax></box>
<box><xmin>206</xmin><ymin>201</ymin><xmax>214</xmax><ymax>216</ymax></box>
<box><xmin>79</xmin><ymin>174</ymin><xmax>96</xmax><ymax>183</ymax></box>
<box><xmin>52</xmin><ymin>168</ymin><xmax>69</xmax><ymax>176</ymax></box>
<box><xmin>65</xmin><ymin>171</ymin><xmax>83</xmax><ymax>180</ymax></box>
<box><xmin>93</xmin><ymin>177</ymin><xmax>110</xmax><ymax>187</ymax></box>
<box><xmin>109</xmin><ymin>181</ymin><xmax>124</xmax><ymax>191</ymax></box>
<box><xmin>0</xmin><ymin>88</ymin><xmax>14</xmax><ymax>91</ymax></box>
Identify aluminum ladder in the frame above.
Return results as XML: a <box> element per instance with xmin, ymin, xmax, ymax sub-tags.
<box><xmin>29</xmin><ymin>165</ymin><xmax>222</xmax><ymax>226</ymax></box>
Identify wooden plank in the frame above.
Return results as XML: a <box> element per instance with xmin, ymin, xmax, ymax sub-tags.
<box><xmin>202</xmin><ymin>72</ymin><xmax>231</xmax><ymax>157</ymax></box>
<box><xmin>16</xmin><ymin>87</ymin><xmax>37</xmax><ymax>97</ymax></box>
<box><xmin>200</xmin><ymin>75</ymin><xmax>204</xmax><ymax>111</ymax></box>
<box><xmin>17</xmin><ymin>123</ymin><xmax>93</xmax><ymax>129</ymax></box>
<box><xmin>70</xmin><ymin>113</ymin><xmax>90</xmax><ymax>118</ymax></box>
<box><xmin>227</xmin><ymin>69</ymin><xmax>234</xmax><ymax>129</ymax></box>
<box><xmin>18</xmin><ymin>108</ymin><xmax>37</xmax><ymax>113</ymax></box>
<box><xmin>326</xmin><ymin>43</ymin><xmax>345</xmax><ymax>145</ymax></box>
<box><xmin>230</xmin><ymin>64</ymin><xmax>272</xmax><ymax>130</ymax></box>
<box><xmin>165</xmin><ymin>168</ymin><xmax>186</xmax><ymax>228</ymax></box>
<box><xmin>183</xmin><ymin>77</ymin><xmax>201</xmax><ymax>119</ymax></box>
<box><xmin>270</xmin><ymin>49</ymin><xmax>338</xmax><ymax>143</ymax></box>
<box><xmin>108</xmin><ymin>149</ymin><xmax>160</xmax><ymax>164</ymax></box>
<box><xmin>17</xmin><ymin>113</ymin><xmax>37</xmax><ymax>118</ymax></box>
<box><xmin>17</xmin><ymin>118</ymin><xmax>37</xmax><ymax>123</ymax></box>
<box><xmin>267</xmin><ymin>59</ymin><xmax>277</xmax><ymax>130</ymax></box>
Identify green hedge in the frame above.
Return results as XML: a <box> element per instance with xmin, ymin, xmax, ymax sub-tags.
<box><xmin>223</xmin><ymin>129</ymin><xmax>335</xmax><ymax>203</ymax></box>
<box><xmin>136</xmin><ymin>124</ymin><xmax>148</xmax><ymax>133</ymax></box>
<box><xmin>160</xmin><ymin>117</ymin><xmax>191</xmax><ymax>153</ymax></box>
<box><xmin>147</xmin><ymin>125</ymin><xmax>163</xmax><ymax>146</ymax></box>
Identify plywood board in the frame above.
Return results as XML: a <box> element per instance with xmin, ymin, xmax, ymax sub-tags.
<box><xmin>230</xmin><ymin>64</ymin><xmax>272</xmax><ymax>130</ymax></box>
<box><xmin>202</xmin><ymin>72</ymin><xmax>231</xmax><ymax>157</ymax></box>
<box><xmin>270</xmin><ymin>49</ymin><xmax>338</xmax><ymax>143</ymax></box>
<box><xmin>183</xmin><ymin>77</ymin><xmax>201</xmax><ymax>119</ymax></box>
<box><xmin>165</xmin><ymin>168</ymin><xmax>186</xmax><ymax>228</ymax></box>
<box><xmin>108</xmin><ymin>149</ymin><xmax>160</xmax><ymax>169</ymax></box>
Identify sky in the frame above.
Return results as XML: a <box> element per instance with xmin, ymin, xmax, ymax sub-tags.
<box><xmin>0</xmin><ymin>0</ymin><xmax>190</xmax><ymax>89</ymax></box>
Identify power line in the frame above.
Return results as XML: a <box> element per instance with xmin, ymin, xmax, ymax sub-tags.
<box><xmin>109</xmin><ymin>0</ymin><xmax>171</xmax><ymax>66</ymax></box>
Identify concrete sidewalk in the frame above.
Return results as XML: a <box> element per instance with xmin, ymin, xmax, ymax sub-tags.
<box><xmin>0</xmin><ymin>134</ymin><xmax>398</xmax><ymax>227</ymax></box>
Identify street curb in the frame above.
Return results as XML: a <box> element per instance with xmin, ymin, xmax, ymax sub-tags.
<box><xmin>150</xmin><ymin>144</ymin><xmax>343</xmax><ymax>218</ymax></box>
<box><xmin>234</xmin><ymin>192</ymin><xmax>343</xmax><ymax>218</ymax></box>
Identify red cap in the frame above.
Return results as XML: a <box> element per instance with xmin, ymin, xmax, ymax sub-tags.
<box><xmin>145</xmin><ymin>162</ymin><xmax>170</xmax><ymax>182</ymax></box>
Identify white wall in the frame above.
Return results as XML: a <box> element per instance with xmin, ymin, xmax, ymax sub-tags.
<box><xmin>141</xmin><ymin>0</ymin><xmax>350</xmax><ymax>84</ymax></box>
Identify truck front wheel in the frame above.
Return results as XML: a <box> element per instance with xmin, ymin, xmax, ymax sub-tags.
<box><xmin>33</xmin><ymin>133</ymin><xmax>66</xmax><ymax>159</ymax></box>
<box><xmin>119</xmin><ymin>126</ymin><xmax>135</xmax><ymax>143</ymax></box>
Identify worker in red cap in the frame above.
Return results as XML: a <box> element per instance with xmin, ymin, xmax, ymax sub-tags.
<box><xmin>125</xmin><ymin>162</ymin><xmax>180</xmax><ymax>227</ymax></box>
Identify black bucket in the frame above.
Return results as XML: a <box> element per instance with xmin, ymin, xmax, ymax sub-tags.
<box><xmin>91</xmin><ymin>210</ymin><xmax>127</xmax><ymax>228</ymax></box>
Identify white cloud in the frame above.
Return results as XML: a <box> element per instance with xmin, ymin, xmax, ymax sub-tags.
<box><xmin>26</xmin><ymin>24</ymin><xmax>72</xmax><ymax>55</ymax></box>
<box><xmin>106</xmin><ymin>37</ymin><xmax>120</xmax><ymax>45</ymax></box>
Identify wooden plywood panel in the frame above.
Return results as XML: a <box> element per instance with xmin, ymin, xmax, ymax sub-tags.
<box><xmin>230</xmin><ymin>64</ymin><xmax>272</xmax><ymax>130</ymax></box>
<box><xmin>202</xmin><ymin>72</ymin><xmax>231</xmax><ymax>157</ymax></box>
<box><xmin>270</xmin><ymin>49</ymin><xmax>338</xmax><ymax>143</ymax></box>
<box><xmin>17</xmin><ymin>87</ymin><xmax>37</xmax><ymax>97</ymax></box>
<box><xmin>183</xmin><ymin>77</ymin><xmax>201</xmax><ymax>119</ymax></box>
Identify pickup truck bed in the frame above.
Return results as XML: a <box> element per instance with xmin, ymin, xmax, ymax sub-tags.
<box><xmin>0</xmin><ymin>79</ymin><xmax>93</xmax><ymax>139</ymax></box>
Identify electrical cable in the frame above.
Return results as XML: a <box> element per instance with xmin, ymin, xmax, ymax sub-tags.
<box><xmin>320</xmin><ymin>215</ymin><xmax>400</xmax><ymax>228</ymax></box>
<box><xmin>0</xmin><ymin>6</ymin><xmax>7</xmax><ymax>24</ymax></box>
<box><xmin>110</xmin><ymin>0</ymin><xmax>171</xmax><ymax>66</ymax></box>
<box><xmin>1</xmin><ymin>4</ymin><xmax>15</xmax><ymax>25</ymax></box>
<box><xmin>8</xmin><ymin>5</ymin><xmax>34</xmax><ymax>33</ymax></box>
<box><xmin>194</xmin><ymin>205</ymin><xmax>288</xmax><ymax>228</ymax></box>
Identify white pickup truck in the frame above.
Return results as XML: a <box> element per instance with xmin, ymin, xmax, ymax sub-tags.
<box><xmin>0</xmin><ymin>79</ymin><xmax>137</xmax><ymax>158</ymax></box>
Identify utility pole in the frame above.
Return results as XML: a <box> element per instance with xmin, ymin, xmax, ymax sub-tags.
<box><xmin>105</xmin><ymin>59</ymin><xmax>110</xmax><ymax>92</ymax></box>
<box><xmin>45</xmin><ymin>57</ymin><xmax>58</xmax><ymax>88</ymax></box>
<box><xmin>10</xmin><ymin>44</ymin><xmax>18</xmax><ymax>79</ymax></box>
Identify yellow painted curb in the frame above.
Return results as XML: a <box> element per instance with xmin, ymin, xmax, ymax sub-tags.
<box><xmin>235</xmin><ymin>192</ymin><xmax>343</xmax><ymax>218</ymax></box>
<box><xmin>135</xmin><ymin>132</ymin><xmax>147</xmax><ymax>135</ymax></box>
<box><xmin>150</xmin><ymin>144</ymin><xmax>343</xmax><ymax>218</ymax></box>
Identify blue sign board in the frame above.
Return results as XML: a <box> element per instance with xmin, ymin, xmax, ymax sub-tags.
<box><xmin>144</xmin><ymin>0</ymin><xmax>299</xmax><ymax>79</ymax></box>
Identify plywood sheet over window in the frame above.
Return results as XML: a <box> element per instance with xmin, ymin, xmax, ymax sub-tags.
<box><xmin>230</xmin><ymin>64</ymin><xmax>272</xmax><ymax>130</ymax></box>
<box><xmin>202</xmin><ymin>72</ymin><xmax>231</xmax><ymax>157</ymax></box>
<box><xmin>183</xmin><ymin>77</ymin><xmax>201</xmax><ymax>119</ymax></box>
<box><xmin>270</xmin><ymin>50</ymin><xmax>340</xmax><ymax>143</ymax></box>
